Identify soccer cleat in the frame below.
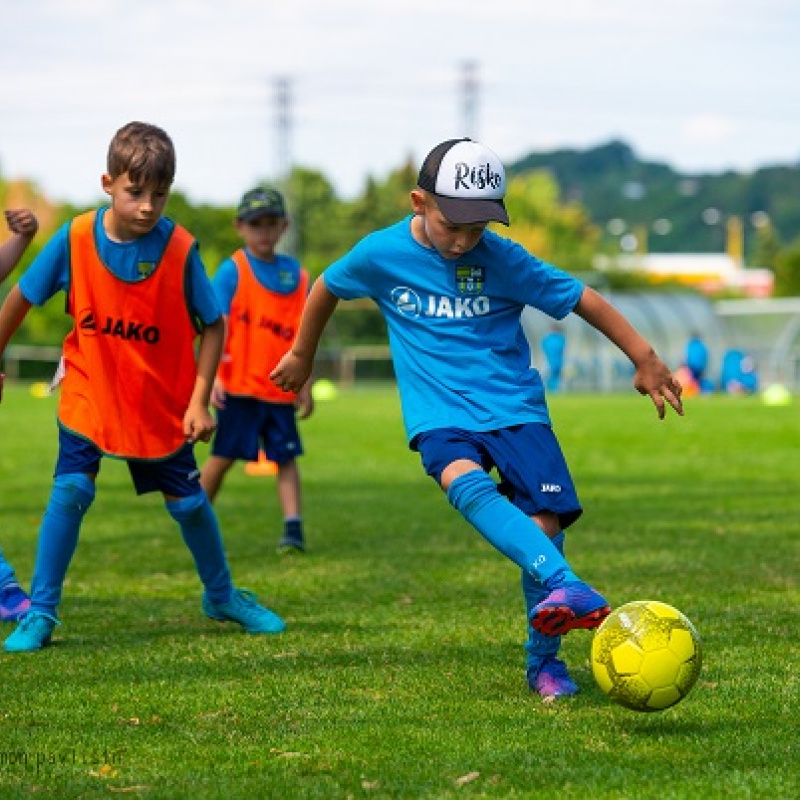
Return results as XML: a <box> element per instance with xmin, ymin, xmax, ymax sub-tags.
<box><xmin>3</xmin><ymin>611</ymin><xmax>60</xmax><ymax>652</ymax></box>
<box><xmin>202</xmin><ymin>589</ymin><xmax>286</xmax><ymax>634</ymax></box>
<box><xmin>528</xmin><ymin>657</ymin><xmax>579</xmax><ymax>698</ymax></box>
<box><xmin>530</xmin><ymin>582</ymin><xmax>611</xmax><ymax>637</ymax></box>
<box><xmin>0</xmin><ymin>583</ymin><xmax>32</xmax><ymax>622</ymax></box>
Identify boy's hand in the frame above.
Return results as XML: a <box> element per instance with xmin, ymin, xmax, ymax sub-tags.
<box><xmin>4</xmin><ymin>209</ymin><xmax>39</xmax><ymax>237</ymax></box>
<box><xmin>184</xmin><ymin>403</ymin><xmax>217</xmax><ymax>444</ymax></box>
<box><xmin>634</xmin><ymin>352</ymin><xmax>684</xmax><ymax>419</ymax></box>
<box><xmin>210</xmin><ymin>380</ymin><xmax>226</xmax><ymax>411</ymax></box>
<box><xmin>271</xmin><ymin>351</ymin><xmax>313</xmax><ymax>394</ymax></box>
<box><xmin>294</xmin><ymin>382</ymin><xmax>314</xmax><ymax>420</ymax></box>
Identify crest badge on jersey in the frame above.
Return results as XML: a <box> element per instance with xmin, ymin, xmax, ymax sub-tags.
<box><xmin>456</xmin><ymin>265</ymin><xmax>485</xmax><ymax>295</ymax></box>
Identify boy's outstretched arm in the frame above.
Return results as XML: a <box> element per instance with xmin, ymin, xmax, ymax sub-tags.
<box><xmin>271</xmin><ymin>278</ymin><xmax>340</xmax><ymax>394</ymax></box>
<box><xmin>573</xmin><ymin>286</ymin><xmax>684</xmax><ymax>419</ymax></box>
<box><xmin>0</xmin><ymin>285</ymin><xmax>34</xmax><ymax>404</ymax></box>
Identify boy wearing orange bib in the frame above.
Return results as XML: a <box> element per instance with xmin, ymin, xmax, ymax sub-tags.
<box><xmin>200</xmin><ymin>188</ymin><xmax>313</xmax><ymax>553</ymax></box>
<box><xmin>0</xmin><ymin>123</ymin><xmax>286</xmax><ymax>652</ymax></box>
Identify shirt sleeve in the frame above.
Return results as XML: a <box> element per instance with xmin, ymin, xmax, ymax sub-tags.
<box><xmin>18</xmin><ymin>224</ymin><xmax>71</xmax><ymax>305</ymax></box>
<box><xmin>322</xmin><ymin>238</ymin><xmax>373</xmax><ymax>300</ymax></box>
<box><xmin>210</xmin><ymin>258</ymin><xmax>239</xmax><ymax>314</ymax></box>
<box><xmin>186</xmin><ymin>244</ymin><xmax>222</xmax><ymax>326</ymax></box>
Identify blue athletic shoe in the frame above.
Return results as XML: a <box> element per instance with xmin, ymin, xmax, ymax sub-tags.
<box><xmin>3</xmin><ymin>611</ymin><xmax>60</xmax><ymax>652</ymax></box>
<box><xmin>0</xmin><ymin>583</ymin><xmax>31</xmax><ymax>622</ymax></box>
<box><xmin>530</xmin><ymin>581</ymin><xmax>611</xmax><ymax>637</ymax></box>
<box><xmin>528</xmin><ymin>657</ymin><xmax>579</xmax><ymax>698</ymax></box>
<box><xmin>202</xmin><ymin>589</ymin><xmax>286</xmax><ymax>634</ymax></box>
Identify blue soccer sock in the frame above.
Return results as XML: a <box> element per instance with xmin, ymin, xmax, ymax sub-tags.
<box><xmin>523</xmin><ymin>531</ymin><xmax>565</xmax><ymax>671</ymax></box>
<box><xmin>166</xmin><ymin>492</ymin><xmax>233</xmax><ymax>604</ymax></box>
<box><xmin>30</xmin><ymin>473</ymin><xmax>96</xmax><ymax>615</ymax></box>
<box><xmin>0</xmin><ymin>544</ymin><xmax>18</xmax><ymax>589</ymax></box>
<box><xmin>446</xmin><ymin>470</ymin><xmax>578</xmax><ymax>589</ymax></box>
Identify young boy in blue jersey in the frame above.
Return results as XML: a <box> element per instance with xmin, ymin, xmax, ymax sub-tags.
<box><xmin>0</xmin><ymin>121</ymin><xmax>286</xmax><ymax>652</ymax></box>
<box><xmin>200</xmin><ymin>187</ymin><xmax>313</xmax><ymax>553</ymax></box>
<box><xmin>0</xmin><ymin>207</ymin><xmax>39</xmax><ymax>621</ymax></box>
<box><xmin>271</xmin><ymin>138</ymin><xmax>684</xmax><ymax>698</ymax></box>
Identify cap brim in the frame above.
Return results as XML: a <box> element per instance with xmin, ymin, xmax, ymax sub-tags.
<box><xmin>237</xmin><ymin>209</ymin><xmax>285</xmax><ymax>222</ymax></box>
<box><xmin>433</xmin><ymin>194</ymin><xmax>509</xmax><ymax>226</ymax></box>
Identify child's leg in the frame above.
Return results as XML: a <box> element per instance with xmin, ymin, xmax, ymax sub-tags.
<box><xmin>0</xmin><ymin>544</ymin><xmax>30</xmax><ymax>622</ymax></box>
<box><xmin>447</xmin><ymin>469</ymin><xmax>609</xmax><ymax>636</ymax></box>
<box><xmin>522</xmin><ymin>532</ymin><xmax>579</xmax><ymax>697</ymax></box>
<box><xmin>0</xmin><ymin>545</ymin><xmax>19</xmax><ymax>589</ymax></box>
<box><xmin>29</xmin><ymin>473</ymin><xmax>96</xmax><ymax>615</ymax></box>
<box><xmin>277</xmin><ymin>460</ymin><xmax>304</xmax><ymax>551</ymax></box>
<box><xmin>522</xmin><ymin>575</ymin><xmax>560</xmax><ymax>667</ymax></box>
<box><xmin>199</xmin><ymin>455</ymin><xmax>234</xmax><ymax>503</ymax></box>
<box><xmin>165</xmin><ymin>491</ymin><xmax>233</xmax><ymax>604</ymax></box>
<box><xmin>166</xmin><ymin>491</ymin><xmax>286</xmax><ymax>634</ymax></box>
<box><xmin>447</xmin><ymin>469</ymin><xmax>577</xmax><ymax>587</ymax></box>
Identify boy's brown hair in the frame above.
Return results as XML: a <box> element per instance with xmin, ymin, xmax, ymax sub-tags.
<box><xmin>106</xmin><ymin>121</ymin><xmax>176</xmax><ymax>189</ymax></box>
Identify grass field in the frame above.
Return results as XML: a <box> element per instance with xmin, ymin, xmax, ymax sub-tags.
<box><xmin>0</xmin><ymin>384</ymin><xmax>798</xmax><ymax>799</ymax></box>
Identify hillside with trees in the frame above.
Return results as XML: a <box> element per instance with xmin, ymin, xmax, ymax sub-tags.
<box><xmin>509</xmin><ymin>140</ymin><xmax>799</xmax><ymax>272</ymax></box>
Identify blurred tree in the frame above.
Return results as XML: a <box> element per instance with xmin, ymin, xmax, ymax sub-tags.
<box><xmin>504</xmin><ymin>171</ymin><xmax>600</xmax><ymax>272</ymax></box>
<box><xmin>166</xmin><ymin>191</ymin><xmax>239</xmax><ymax>275</ymax></box>
<box><xmin>773</xmin><ymin>237</ymin><xmax>800</xmax><ymax>297</ymax></box>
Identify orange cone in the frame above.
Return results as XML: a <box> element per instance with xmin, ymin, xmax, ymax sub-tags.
<box><xmin>245</xmin><ymin>450</ymin><xmax>278</xmax><ymax>476</ymax></box>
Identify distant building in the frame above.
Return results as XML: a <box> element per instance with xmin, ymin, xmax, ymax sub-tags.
<box><xmin>594</xmin><ymin>216</ymin><xmax>775</xmax><ymax>298</ymax></box>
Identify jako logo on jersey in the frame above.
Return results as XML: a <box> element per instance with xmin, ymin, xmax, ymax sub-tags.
<box><xmin>233</xmin><ymin>309</ymin><xmax>295</xmax><ymax>340</ymax></box>
<box><xmin>78</xmin><ymin>309</ymin><xmax>97</xmax><ymax>336</ymax></box>
<box><xmin>541</xmin><ymin>483</ymin><xmax>562</xmax><ymax>493</ymax></box>
<box><xmin>392</xmin><ymin>286</ymin><xmax>490</xmax><ymax>319</ymax></box>
<box><xmin>392</xmin><ymin>286</ymin><xmax>423</xmax><ymax>318</ymax></box>
<box><xmin>99</xmin><ymin>316</ymin><xmax>160</xmax><ymax>344</ymax></box>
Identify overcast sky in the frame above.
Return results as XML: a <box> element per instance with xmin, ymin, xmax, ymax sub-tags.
<box><xmin>1</xmin><ymin>0</ymin><xmax>799</xmax><ymax>206</ymax></box>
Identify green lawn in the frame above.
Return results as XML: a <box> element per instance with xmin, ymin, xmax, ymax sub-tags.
<box><xmin>0</xmin><ymin>384</ymin><xmax>797</xmax><ymax>799</ymax></box>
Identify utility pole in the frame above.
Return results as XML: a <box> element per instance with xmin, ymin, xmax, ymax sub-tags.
<box><xmin>460</xmin><ymin>61</ymin><xmax>479</xmax><ymax>140</ymax></box>
<box><xmin>273</xmin><ymin>76</ymin><xmax>291</xmax><ymax>182</ymax></box>
<box><xmin>272</xmin><ymin>75</ymin><xmax>295</xmax><ymax>255</ymax></box>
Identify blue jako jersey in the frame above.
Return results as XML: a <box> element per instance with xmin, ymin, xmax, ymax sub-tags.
<box><xmin>323</xmin><ymin>216</ymin><xmax>584</xmax><ymax>442</ymax></box>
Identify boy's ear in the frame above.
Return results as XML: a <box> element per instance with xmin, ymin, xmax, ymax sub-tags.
<box><xmin>101</xmin><ymin>174</ymin><xmax>114</xmax><ymax>196</ymax></box>
<box><xmin>410</xmin><ymin>189</ymin><xmax>427</xmax><ymax>215</ymax></box>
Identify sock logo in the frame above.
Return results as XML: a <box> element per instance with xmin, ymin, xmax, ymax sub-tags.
<box><xmin>541</xmin><ymin>483</ymin><xmax>562</xmax><ymax>493</ymax></box>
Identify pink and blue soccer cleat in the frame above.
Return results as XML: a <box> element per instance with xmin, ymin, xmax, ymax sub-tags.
<box><xmin>530</xmin><ymin>581</ymin><xmax>610</xmax><ymax>637</ymax></box>
<box><xmin>528</xmin><ymin>656</ymin><xmax>579</xmax><ymax>698</ymax></box>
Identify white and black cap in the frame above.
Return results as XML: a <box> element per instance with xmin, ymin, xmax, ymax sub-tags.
<box><xmin>417</xmin><ymin>137</ymin><xmax>509</xmax><ymax>225</ymax></box>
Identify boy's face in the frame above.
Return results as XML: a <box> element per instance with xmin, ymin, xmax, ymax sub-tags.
<box><xmin>102</xmin><ymin>171</ymin><xmax>170</xmax><ymax>242</ymax></box>
<box><xmin>236</xmin><ymin>214</ymin><xmax>288</xmax><ymax>260</ymax></box>
<box><xmin>410</xmin><ymin>190</ymin><xmax>487</xmax><ymax>260</ymax></box>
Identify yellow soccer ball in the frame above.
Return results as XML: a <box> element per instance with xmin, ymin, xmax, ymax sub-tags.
<box><xmin>591</xmin><ymin>600</ymin><xmax>703</xmax><ymax>712</ymax></box>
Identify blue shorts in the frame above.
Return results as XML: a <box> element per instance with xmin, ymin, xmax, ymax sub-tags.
<box><xmin>210</xmin><ymin>395</ymin><xmax>303</xmax><ymax>465</ymax></box>
<box><xmin>55</xmin><ymin>426</ymin><xmax>202</xmax><ymax>497</ymax></box>
<box><xmin>413</xmin><ymin>424</ymin><xmax>582</xmax><ymax>529</ymax></box>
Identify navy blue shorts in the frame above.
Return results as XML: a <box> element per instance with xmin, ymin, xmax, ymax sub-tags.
<box><xmin>210</xmin><ymin>395</ymin><xmax>303</xmax><ymax>465</ymax></box>
<box><xmin>55</xmin><ymin>426</ymin><xmax>202</xmax><ymax>497</ymax></box>
<box><xmin>413</xmin><ymin>423</ymin><xmax>582</xmax><ymax>529</ymax></box>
